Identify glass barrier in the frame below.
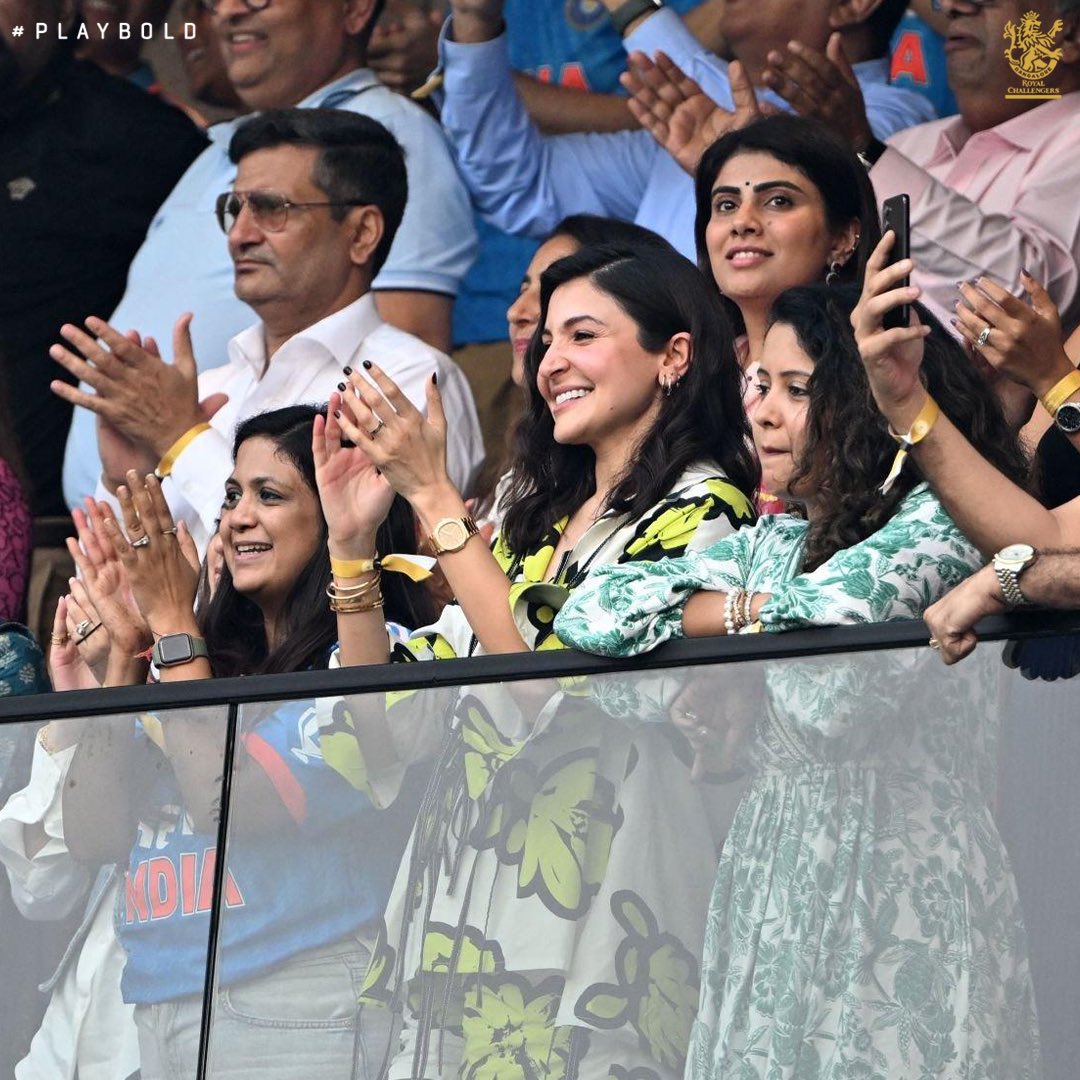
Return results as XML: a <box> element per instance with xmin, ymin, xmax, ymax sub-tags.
<box><xmin>1</xmin><ymin>626</ymin><xmax>1078</xmax><ymax>1080</ymax></box>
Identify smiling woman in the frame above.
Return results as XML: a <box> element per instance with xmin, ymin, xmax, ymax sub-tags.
<box><xmin>307</xmin><ymin>237</ymin><xmax>763</xmax><ymax>1079</ymax></box>
<box><xmin>60</xmin><ymin>404</ymin><xmax>436</xmax><ymax>1080</ymax></box>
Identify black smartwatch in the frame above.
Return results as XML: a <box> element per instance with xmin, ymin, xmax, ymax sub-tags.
<box><xmin>152</xmin><ymin>633</ymin><xmax>209</xmax><ymax>668</ymax></box>
<box><xmin>610</xmin><ymin>0</ymin><xmax>662</xmax><ymax>36</ymax></box>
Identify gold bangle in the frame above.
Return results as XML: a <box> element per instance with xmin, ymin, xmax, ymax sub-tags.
<box><xmin>880</xmin><ymin>394</ymin><xmax>940</xmax><ymax>495</ymax></box>
<box><xmin>155</xmin><ymin>422</ymin><xmax>212</xmax><ymax>479</ymax></box>
<box><xmin>1040</xmin><ymin>368</ymin><xmax>1080</xmax><ymax>417</ymax></box>
<box><xmin>330</xmin><ymin>595</ymin><xmax>384</xmax><ymax>614</ymax></box>
<box><xmin>327</xmin><ymin>578</ymin><xmax>382</xmax><ymax>599</ymax></box>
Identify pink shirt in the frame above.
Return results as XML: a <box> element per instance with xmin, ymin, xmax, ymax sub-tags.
<box><xmin>872</xmin><ymin>93</ymin><xmax>1080</xmax><ymax>335</ymax></box>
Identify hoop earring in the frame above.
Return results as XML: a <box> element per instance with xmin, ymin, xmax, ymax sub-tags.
<box><xmin>825</xmin><ymin>260</ymin><xmax>843</xmax><ymax>286</ymax></box>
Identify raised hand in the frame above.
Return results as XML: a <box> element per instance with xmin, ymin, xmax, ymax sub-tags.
<box><xmin>313</xmin><ymin>393</ymin><xmax>396</xmax><ymax>557</ymax></box>
<box><xmin>50</xmin><ymin>312</ymin><xmax>208</xmax><ymax>466</ymax></box>
<box><xmin>337</xmin><ymin>364</ymin><xmax>453</xmax><ymax>505</ymax></box>
<box><xmin>851</xmin><ymin>232</ymin><xmax>931</xmax><ymax>431</ymax></box>
<box><xmin>49</xmin><ymin>596</ymin><xmax>98</xmax><ymax>692</ymax></box>
<box><xmin>66</xmin><ymin>500</ymin><xmax>152</xmax><ymax>657</ymax></box>
<box><xmin>368</xmin><ymin>4</ymin><xmax>443</xmax><ymax>93</ymax></box>
<box><xmin>448</xmin><ymin>0</ymin><xmax>505</xmax><ymax>42</ymax></box>
<box><xmin>103</xmin><ymin>472</ymin><xmax>200</xmax><ymax>635</ymax></box>
<box><xmin>761</xmin><ymin>33</ymin><xmax>873</xmax><ymax>150</ymax></box>
<box><xmin>954</xmin><ymin>272</ymin><xmax>1077</xmax><ymax>402</ymax></box>
<box><xmin>622</xmin><ymin>52</ymin><xmax>761</xmax><ymax>175</ymax></box>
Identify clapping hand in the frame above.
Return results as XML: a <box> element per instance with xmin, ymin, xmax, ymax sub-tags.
<box><xmin>622</xmin><ymin>52</ymin><xmax>762</xmax><ymax>175</ymax></box>
<box><xmin>337</xmin><ymin>364</ymin><xmax>453</xmax><ymax>505</ymax></box>
<box><xmin>954</xmin><ymin>272</ymin><xmax>1077</xmax><ymax>405</ymax></box>
<box><xmin>313</xmin><ymin>394</ymin><xmax>396</xmax><ymax>556</ymax></box>
<box><xmin>103</xmin><ymin>472</ymin><xmax>200</xmax><ymax>636</ymax></box>
<box><xmin>761</xmin><ymin>33</ymin><xmax>874</xmax><ymax>150</ymax></box>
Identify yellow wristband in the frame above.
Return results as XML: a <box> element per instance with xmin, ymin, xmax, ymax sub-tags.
<box><xmin>1040</xmin><ymin>368</ymin><xmax>1080</xmax><ymax>418</ymax></box>
<box><xmin>880</xmin><ymin>394</ymin><xmax>940</xmax><ymax>495</ymax></box>
<box><xmin>155</xmin><ymin>422</ymin><xmax>211</xmax><ymax>479</ymax></box>
<box><xmin>330</xmin><ymin>553</ymin><xmax>434</xmax><ymax>582</ymax></box>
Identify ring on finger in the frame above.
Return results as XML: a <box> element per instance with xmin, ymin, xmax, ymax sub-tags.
<box><xmin>975</xmin><ymin>325</ymin><xmax>991</xmax><ymax>349</ymax></box>
<box><xmin>132</xmin><ymin>535</ymin><xmax>152</xmax><ymax>549</ymax></box>
<box><xmin>76</xmin><ymin>623</ymin><xmax>102</xmax><ymax>644</ymax></box>
<box><xmin>928</xmin><ymin>637</ymin><xmax>941</xmax><ymax>651</ymax></box>
<box><xmin>162</xmin><ymin>527</ymin><xmax>178</xmax><ymax>536</ymax></box>
<box><xmin>74</xmin><ymin>618</ymin><xmax>92</xmax><ymax>637</ymax></box>
<box><xmin>50</xmin><ymin>633</ymin><xmax>70</xmax><ymax>646</ymax></box>
<box><xmin>367</xmin><ymin>419</ymin><xmax>386</xmax><ymax>440</ymax></box>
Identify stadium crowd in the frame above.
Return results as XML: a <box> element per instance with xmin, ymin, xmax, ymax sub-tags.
<box><xmin>1</xmin><ymin>0</ymin><xmax>1079</xmax><ymax>1077</ymax></box>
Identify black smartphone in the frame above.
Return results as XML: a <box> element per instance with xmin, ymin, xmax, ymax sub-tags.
<box><xmin>881</xmin><ymin>194</ymin><xmax>911</xmax><ymax>330</ymax></box>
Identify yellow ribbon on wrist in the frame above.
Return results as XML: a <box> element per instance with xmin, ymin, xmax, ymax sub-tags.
<box><xmin>330</xmin><ymin>553</ymin><xmax>435</xmax><ymax>582</ymax></box>
<box><xmin>1040</xmin><ymin>368</ymin><xmax>1080</xmax><ymax>418</ymax></box>
<box><xmin>155</xmin><ymin>422</ymin><xmax>211</xmax><ymax>479</ymax></box>
<box><xmin>880</xmin><ymin>394</ymin><xmax>940</xmax><ymax>495</ymax></box>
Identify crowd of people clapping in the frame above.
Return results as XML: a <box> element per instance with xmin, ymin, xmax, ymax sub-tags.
<box><xmin>2</xmin><ymin>0</ymin><xmax>1080</xmax><ymax>1077</ymax></box>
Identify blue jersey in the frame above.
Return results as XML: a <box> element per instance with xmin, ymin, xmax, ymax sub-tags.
<box><xmin>453</xmin><ymin>0</ymin><xmax>704</xmax><ymax>347</ymax></box>
<box><xmin>116</xmin><ymin>701</ymin><xmax>422</xmax><ymax>1004</ymax></box>
<box><xmin>890</xmin><ymin>12</ymin><xmax>958</xmax><ymax>120</ymax></box>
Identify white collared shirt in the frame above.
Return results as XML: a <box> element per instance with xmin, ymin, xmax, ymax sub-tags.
<box><xmin>97</xmin><ymin>294</ymin><xmax>483</xmax><ymax>555</ymax></box>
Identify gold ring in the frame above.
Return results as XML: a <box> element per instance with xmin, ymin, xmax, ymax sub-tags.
<box><xmin>50</xmin><ymin>634</ymin><xmax>70</xmax><ymax>646</ymax></box>
<box><xmin>928</xmin><ymin>637</ymin><xmax>941</xmax><ymax>651</ymax></box>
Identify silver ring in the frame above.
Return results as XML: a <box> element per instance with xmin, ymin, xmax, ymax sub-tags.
<box><xmin>75</xmin><ymin>619</ymin><xmax>92</xmax><ymax>637</ymax></box>
<box><xmin>132</xmin><ymin>535</ymin><xmax>151</xmax><ymax>549</ymax></box>
<box><xmin>367</xmin><ymin>420</ymin><xmax>386</xmax><ymax>440</ymax></box>
<box><xmin>697</xmin><ymin>725</ymin><xmax>710</xmax><ymax>740</ymax></box>
<box><xmin>163</xmin><ymin>527</ymin><xmax>178</xmax><ymax>536</ymax></box>
<box><xmin>975</xmin><ymin>325</ymin><xmax>991</xmax><ymax>349</ymax></box>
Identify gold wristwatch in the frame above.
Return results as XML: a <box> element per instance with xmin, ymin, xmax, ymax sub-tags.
<box><xmin>992</xmin><ymin>544</ymin><xmax>1036</xmax><ymax>607</ymax></box>
<box><xmin>427</xmin><ymin>515</ymin><xmax>480</xmax><ymax>556</ymax></box>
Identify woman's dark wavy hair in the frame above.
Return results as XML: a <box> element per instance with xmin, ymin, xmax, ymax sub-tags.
<box><xmin>769</xmin><ymin>284</ymin><xmax>1030</xmax><ymax>571</ymax></box>
<box><xmin>693</xmin><ymin>115</ymin><xmax>881</xmax><ymax>332</ymax></box>
<box><xmin>500</xmin><ymin>241</ymin><xmax>760</xmax><ymax>554</ymax></box>
<box><xmin>197</xmin><ymin>405</ymin><xmax>435</xmax><ymax>677</ymax></box>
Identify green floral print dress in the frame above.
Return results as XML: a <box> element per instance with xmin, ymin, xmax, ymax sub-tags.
<box><xmin>329</xmin><ymin>466</ymin><xmax>756</xmax><ymax>1080</ymax></box>
<box><xmin>554</xmin><ymin>485</ymin><xmax>1042</xmax><ymax>1080</ymax></box>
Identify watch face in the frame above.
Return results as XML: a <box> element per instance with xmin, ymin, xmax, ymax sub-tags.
<box><xmin>157</xmin><ymin>634</ymin><xmax>195</xmax><ymax>665</ymax></box>
<box><xmin>1057</xmin><ymin>402</ymin><xmax>1080</xmax><ymax>433</ymax></box>
<box><xmin>998</xmin><ymin>543</ymin><xmax>1034</xmax><ymax>563</ymax></box>
<box><xmin>435</xmin><ymin>520</ymin><xmax>468</xmax><ymax>550</ymax></box>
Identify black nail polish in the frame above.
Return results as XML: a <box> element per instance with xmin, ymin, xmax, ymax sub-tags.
<box><xmin>334</xmin><ymin>409</ymin><xmax>342</xmax><ymax>419</ymax></box>
<box><xmin>343</xmin><ymin>366</ymin><xmax>352</xmax><ymax>375</ymax></box>
<box><xmin>431</xmin><ymin>371</ymin><xmax>438</xmax><ymax>385</ymax></box>
<box><xmin>362</xmin><ymin>360</ymin><xmax>372</xmax><ymax>370</ymax></box>
<box><xmin>337</xmin><ymin>382</ymin><xmax>346</xmax><ymax>391</ymax></box>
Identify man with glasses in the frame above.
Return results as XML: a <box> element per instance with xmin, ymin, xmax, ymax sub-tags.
<box><xmin>50</xmin><ymin>109</ymin><xmax>482</xmax><ymax>555</ymax></box>
<box><xmin>61</xmin><ymin>0</ymin><xmax>477</xmax><ymax>511</ymax></box>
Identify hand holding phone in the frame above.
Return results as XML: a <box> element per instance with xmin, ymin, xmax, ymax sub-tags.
<box><xmin>881</xmin><ymin>194</ymin><xmax>910</xmax><ymax>330</ymax></box>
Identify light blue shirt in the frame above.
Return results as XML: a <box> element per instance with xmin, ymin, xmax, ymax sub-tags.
<box><xmin>63</xmin><ymin>68</ymin><xmax>478</xmax><ymax>509</ymax></box>
<box><xmin>438</xmin><ymin>9</ymin><xmax>937</xmax><ymax>258</ymax></box>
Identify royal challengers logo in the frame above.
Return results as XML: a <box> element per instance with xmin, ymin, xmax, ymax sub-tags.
<box><xmin>1004</xmin><ymin>11</ymin><xmax>1064</xmax><ymax>98</ymax></box>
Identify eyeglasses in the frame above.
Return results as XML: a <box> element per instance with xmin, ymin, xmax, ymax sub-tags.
<box><xmin>215</xmin><ymin>191</ymin><xmax>364</xmax><ymax>234</ymax></box>
<box><xmin>199</xmin><ymin>0</ymin><xmax>271</xmax><ymax>13</ymax></box>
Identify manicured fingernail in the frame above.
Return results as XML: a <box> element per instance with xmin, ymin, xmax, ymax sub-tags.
<box><xmin>334</xmin><ymin>410</ymin><xmax>342</xmax><ymax>419</ymax></box>
<box><xmin>362</xmin><ymin>360</ymin><xmax>372</xmax><ymax>370</ymax></box>
<box><xmin>337</xmin><ymin>382</ymin><xmax>346</xmax><ymax>391</ymax></box>
<box><xmin>343</xmin><ymin>366</ymin><xmax>352</xmax><ymax>375</ymax></box>
<box><xmin>949</xmin><ymin>317</ymin><xmax>959</xmax><ymax>328</ymax></box>
<box><xmin>431</xmin><ymin>371</ymin><xmax>438</xmax><ymax>385</ymax></box>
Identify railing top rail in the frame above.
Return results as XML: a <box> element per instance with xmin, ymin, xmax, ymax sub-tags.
<box><xmin>2</xmin><ymin>611</ymin><xmax>1078</xmax><ymax>724</ymax></box>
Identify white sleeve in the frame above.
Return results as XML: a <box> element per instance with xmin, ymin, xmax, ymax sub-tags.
<box><xmin>0</xmin><ymin>741</ymin><xmax>90</xmax><ymax>920</ymax></box>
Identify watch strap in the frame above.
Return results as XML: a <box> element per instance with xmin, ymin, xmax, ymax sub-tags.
<box><xmin>857</xmin><ymin>137</ymin><xmax>889</xmax><ymax>171</ymax></box>
<box><xmin>609</xmin><ymin>0</ymin><xmax>662</xmax><ymax>36</ymax></box>
<box><xmin>1041</xmin><ymin>368</ymin><xmax>1080</xmax><ymax>418</ymax></box>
